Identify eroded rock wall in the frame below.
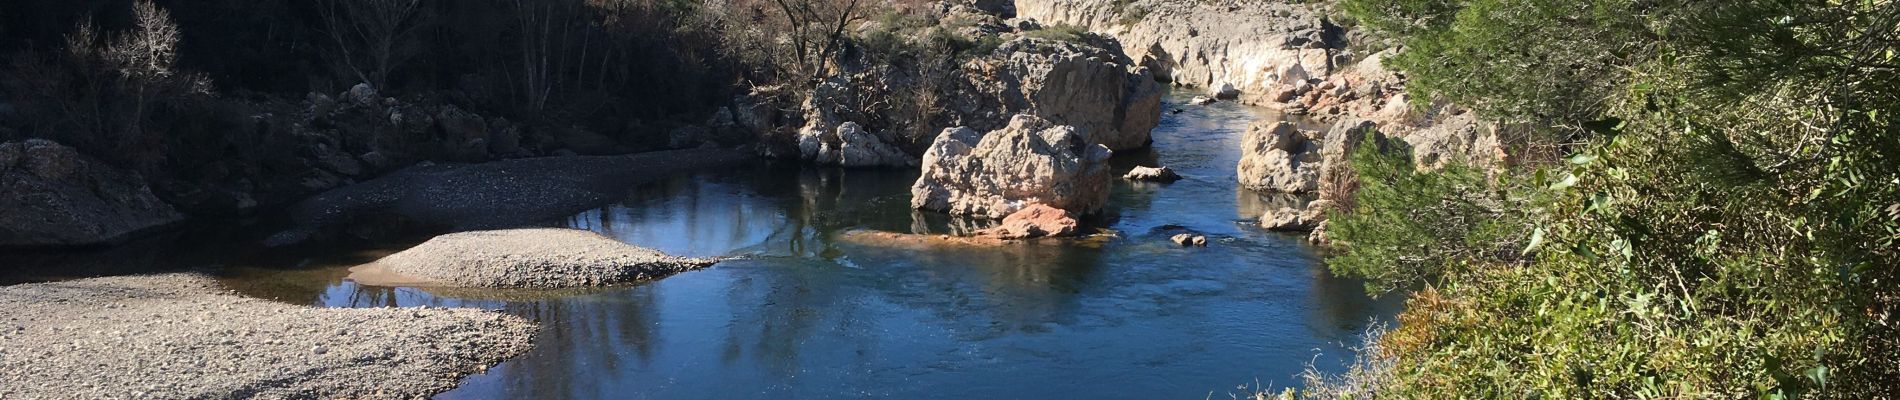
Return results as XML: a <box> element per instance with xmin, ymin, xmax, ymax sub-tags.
<box><xmin>0</xmin><ymin>140</ymin><xmax>184</xmax><ymax>247</ymax></box>
<box><xmin>1015</xmin><ymin>0</ymin><xmax>1345</xmax><ymax>104</ymax></box>
<box><xmin>784</xmin><ymin>5</ymin><xmax>1162</xmax><ymax>167</ymax></box>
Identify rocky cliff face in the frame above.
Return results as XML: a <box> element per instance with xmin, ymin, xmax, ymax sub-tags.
<box><xmin>912</xmin><ymin>114</ymin><xmax>1113</xmax><ymax>219</ymax></box>
<box><xmin>784</xmin><ymin>5</ymin><xmax>1161</xmax><ymax>167</ymax></box>
<box><xmin>1017</xmin><ymin>0</ymin><xmax>1521</xmax><ymax>241</ymax></box>
<box><xmin>0</xmin><ymin>140</ymin><xmax>184</xmax><ymax>247</ymax></box>
<box><xmin>1015</xmin><ymin>0</ymin><xmax>1345</xmax><ymax>105</ymax></box>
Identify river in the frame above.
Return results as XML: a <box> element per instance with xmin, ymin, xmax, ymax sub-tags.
<box><xmin>11</xmin><ymin>93</ymin><xmax>1400</xmax><ymax>399</ymax></box>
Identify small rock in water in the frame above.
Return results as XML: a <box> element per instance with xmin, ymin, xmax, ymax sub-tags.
<box><xmin>1123</xmin><ymin>166</ymin><xmax>1183</xmax><ymax>183</ymax></box>
<box><xmin>1171</xmin><ymin>234</ymin><xmax>1209</xmax><ymax>247</ymax></box>
<box><xmin>1189</xmin><ymin>96</ymin><xmax>1217</xmax><ymax>106</ymax></box>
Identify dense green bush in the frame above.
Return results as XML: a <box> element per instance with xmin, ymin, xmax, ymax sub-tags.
<box><xmin>1325</xmin><ymin>135</ymin><xmax>1535</xmax><ymax>294</ymax></box>
<box><xmin>1320</xmin><ymin>0</ymin><xmax>1900</xmax><ymax>397</ymax></box>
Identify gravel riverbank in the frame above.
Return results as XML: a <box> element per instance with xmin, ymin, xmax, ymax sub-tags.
<box><xmin>0</xmin><ymin>273</ymin><xmax>536</xmax><ymax>399</ymax></box>
<box><xmin>349</xmin><ymin>228</ymin><xmax>715</xmax><ymax>288</ymax></box>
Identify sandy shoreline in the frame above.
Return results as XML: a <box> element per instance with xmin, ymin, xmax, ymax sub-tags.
<box><xmin>0</xmin><ymin>273</ymin><xmax>537</xmax><ymax>399</ymax></box>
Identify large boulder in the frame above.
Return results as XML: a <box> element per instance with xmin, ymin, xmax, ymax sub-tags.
<box><xmin>966</xmin><ymin>37</ymin><xmax>1163</xmax><ymax>152</ymax></box>
<box><xmin>0</xmin><ymin>140</ymin><xmax>185</xmax><ymax>247</ymax></box>
<box><xmin>349</xmin><ymin>228</ymin><xmax>715</xmax><ymax>288</ymax></box>
<box><xmin>912</xmin><ymin>114</ymin><xmax>1113</xmax><ymax>219</ymax></box>
<box><xmin>1237</xmin><ymin>121</ymin><xmax>1322</xmax><ymax>193</ymax></box>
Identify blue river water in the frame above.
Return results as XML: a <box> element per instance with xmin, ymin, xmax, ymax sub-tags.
<box><xmin>216</xmin><ymin>93</ymin><xmax>1400</xmax><ymax>399</ymax></box>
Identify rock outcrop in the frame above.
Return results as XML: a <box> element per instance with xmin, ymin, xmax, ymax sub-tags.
<box><xmin>912</xmin><ymin>114</ymin><xmax>1113</xmax><ymax>219</ymax></box>
<box><xmin>349</xmin><ymin>228</ymin><xmax>715</xmax><ymax>288</ymax></box>
<box><xmin>963</xmin><ymin>37</ymin><xmax>1164</xmax><ymax>151</ymax></box>
<box><xmin>779</xmin><ymin>5</ymin><xmax>1162</xmax><ymax>166</ymax></box>
<box><xmin>1261</xmin><ymin>199</ymin><xmax>1332</xmax><ymax>232</ymax></box>
<box><xmin>1237</xmin><ymin>121</ymin><xmax>1322</xmax><ymax>193</ymax></box>
<box><xmin>0</xmin><ymin>140</ymin><xmax>184</xmax><ymax>247</ymax></box>
<box><xmin>798</xmin><ymin>120</ymin><xmax>918</xmax><ymax>168</ymax></box>
<box><xmin>1016</xmin><ymin>0</ymin><xmax>1345</xmax><ymax>105</ymax></box>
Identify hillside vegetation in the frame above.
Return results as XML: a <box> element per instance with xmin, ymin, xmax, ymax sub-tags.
<box><xmin>1317</xmin><ymin>0</ymin><xmax>1899</xmax><ymax>397</ymax></box>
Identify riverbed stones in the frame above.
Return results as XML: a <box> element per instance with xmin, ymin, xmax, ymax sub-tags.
<box><xmin>0</xmin><ymin>273</ymin><xmax>535</xmax><ymax>399</ymax></box>
<box><xmin>1237</xmin><ymin>121</ymin><xmax>1322</xmax><ymax>193</ymax></box>
<box><xmin>1171</xmin><ymin>233</ymin><xmax>1208</xmax><ymax>247</ymax></box>
<box><xmin>912</xmin><ymin>114</ymin><xmax>1114</xmax><ymax>219</ymax></box>
<box><xmin>1123</xmin><ymin>165</ymin><xmax>1182</xmax><ymax>182</ymax></box>
<box><xmin>352</xmin><ymin>228</ymin><xmax>714</xmax><ymax>288</ymax></box>
<box><xmin>0</xmin><ymin>139</ymin><xmax>185</xmax><ymax>247</ymax></box>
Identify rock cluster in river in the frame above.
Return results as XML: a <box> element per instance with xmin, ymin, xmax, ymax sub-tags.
<box><xmin>912</xmin><ymin>114</ymin><xmax>1113</xmax><ymax>219</ymax></box>
<box><xmin>0</xmin><ymin>139</ymin><xmax>184</xmax><ymax>247</ymax></box>
<box><xmin>779</xmin><ymin>5</ymin><xmax>1161</xmax><ymax>167</ymax></box>
<box><xmin>356</xmin><ymin>228</ymin><xmax>715</xmax><ymax>288</ymax></box>
<box><xmin>0</xmin><ymin>273</ymin><xmax>535</xmax><ymax>399</ymax></box>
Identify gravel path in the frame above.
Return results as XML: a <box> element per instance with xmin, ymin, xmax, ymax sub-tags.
<box><xmin>268</xmin><ymin>148</ymin><xmax>755</xmax><ymax>245</ymax></box>
<box><xmin>0</xmin><ymin>273</ymin><xmax>536</xmax><ymax>399</ymax></box>
<box><xmin>349</xmin><ymin>228</ymin><xmax>715</xmax><ymax>288</ymax></box>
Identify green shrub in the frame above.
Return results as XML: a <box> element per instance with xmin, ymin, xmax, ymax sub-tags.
<box><xmin>1325</xmin><ymin>135</ymin><xmax>1535</xmax><ymax>294</ymax></box>
<box><xmin>1310</xmin><ymin>0</ymin><xmax>1900</xmax><ymax>397</ymax></box>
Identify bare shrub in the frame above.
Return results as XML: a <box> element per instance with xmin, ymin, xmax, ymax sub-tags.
<box><xmin>2</xmin><ymin>0</ymin><xmax>208</xmax><ymax>168</ymax></box>
<box><xmin>316</xmin><ymin>0</ymin><xmax>422</xmax><ymax>90</ymax></box>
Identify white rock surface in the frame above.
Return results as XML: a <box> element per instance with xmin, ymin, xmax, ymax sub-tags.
<box><xmin>1017</xmin><ymin>0</ymin><xmax>1343</xmax><ymax>105</ymax></box>
<box><xmin>1236</xmin><ymin>121</ymin><xmax>1322</xmax><ymax>193</ymax></box>
<box><xmin>912</xmin><ymin>114</ymin><xmax>1114</xmax><ymax>219</ymax></box>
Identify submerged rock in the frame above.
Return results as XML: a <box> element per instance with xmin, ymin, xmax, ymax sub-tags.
<box><xmin>0</xmin><ymin>140</ymin><xmax>184</xmax><ymax>247</ymax></box>
<box><xmin>976</xmin><ymin>203</ymin><xmax>1082</xmax><ymax>240</ymax></box>
<box><xmin>350</xmin><ymin>228</ymin><xmax>715</xmax><ymax>288</ymax></box>
<box><xmin>1123</xmin><ymin>165</ymin><xmax>1182</xmax><ymax>182</ymax></box>
<box><xmin>911</xmin><ymin>114</ymin><xmax>1113</xmax><ymax>219</ymax></box>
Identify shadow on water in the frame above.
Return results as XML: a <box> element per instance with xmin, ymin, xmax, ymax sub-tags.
<box><xmin>1</xmin><ymin>91</ymin><xmax>1403</xmax><ymax>399</ymax></box>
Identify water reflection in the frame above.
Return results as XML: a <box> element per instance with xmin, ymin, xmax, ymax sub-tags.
<box><xmin>198</xmin><ymin>92</ymin><xmax>1403</xmax><ymax>399</ymax></box>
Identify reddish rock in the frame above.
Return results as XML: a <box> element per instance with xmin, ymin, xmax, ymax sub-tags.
<box><xmin>978</xmin><ymin>204</ymin><xmax>1081</xmax><ymax>240</ymax></box>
